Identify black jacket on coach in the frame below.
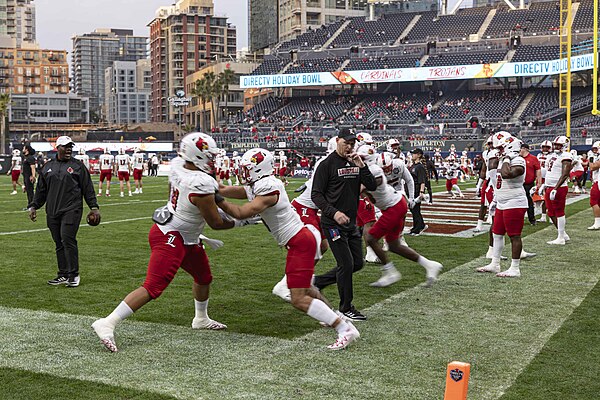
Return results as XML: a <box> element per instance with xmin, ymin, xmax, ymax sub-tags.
<box><xmin>29</xmin><ymin>156</ymin><xmax>99</xmax><ymax>217</ymax></box>
<box><xmin>311</xmin><ymin>151</ymin><xmax>377</xmax><ymax>230</ymax></box>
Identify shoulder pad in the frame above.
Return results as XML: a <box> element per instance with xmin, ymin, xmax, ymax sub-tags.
<box><xmin>253</xmin><ymin>176</ymin><xmax>282</xmax><ymax>196</ymax></box>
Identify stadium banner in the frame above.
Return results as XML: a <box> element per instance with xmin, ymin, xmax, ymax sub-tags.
<box><xmin>241</xmin><ymin>53</ymin><xmax>597</xmax><ymax>89</ymax></box>
<box><xmin>401</xmin><ymin>139</ymin><xmax>484</xmax><ymax>152</ymax></box>
<box><xmin>292</xmin><ymin>167</ymin><xmax>312</xmax><ymax>178</ymax></box>
<box><xmin>29</xmin><ymin>142</ymin><xmax>174</xmax><ymax>152</ymax></box>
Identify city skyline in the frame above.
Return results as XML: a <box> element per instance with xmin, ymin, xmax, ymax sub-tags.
<box><xmin>34</xmin><ymin>0</ymin><xmax>248</xmax><ymax>52</ymax></box>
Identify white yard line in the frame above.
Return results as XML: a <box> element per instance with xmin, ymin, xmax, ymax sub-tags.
<box><xmin>0</xmin><ymin>199</ymin><xmax>164</xmax><ymax>215</ymax></box>
<box><xmin>0</xmin><ymin>210</ymin><xmax>597</xmax><ymax>399</ymax></box>
<box><xmin>0</xmin><ymin>217</ymin><xmax>150</xmax><ymax>235</ymax></box>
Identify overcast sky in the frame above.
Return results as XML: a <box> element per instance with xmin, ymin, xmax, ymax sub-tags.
<box><xmin>35</xmin><ymin>0</ymin><xmax>249</xmax><ymax>52</ymax></box>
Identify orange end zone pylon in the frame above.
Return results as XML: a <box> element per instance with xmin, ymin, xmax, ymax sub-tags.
<box><xmin>444</xmin><ymin>361</ymin><xmax>471</xmax><ymax>400</ymax></box>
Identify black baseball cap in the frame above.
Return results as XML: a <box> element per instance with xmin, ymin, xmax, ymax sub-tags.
<box><xmin>337</xmin><ymin>128</ymin><xmax>356</xmax><ymax>141</ymax></box>
<box><xmin>411</xmin><ymin>148</ymin><xmax>424</xmax><ymax>155</ymax></box>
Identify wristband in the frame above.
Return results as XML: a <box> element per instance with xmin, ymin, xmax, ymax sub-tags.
<box><xmin>214</xmin><ymin>192</ymin><xmax>225</xmax><ymax>203</ymax></box>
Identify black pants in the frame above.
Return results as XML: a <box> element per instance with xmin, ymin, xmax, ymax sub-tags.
<box><xmin>314</xmin><ymin>225</ymin><xmax>363</xmax><ymax>312</ymax></box>
<box><xmin>582</xmin><ymin>170</ymin><xmax>588</xmax><ymax>188</ymax></box>
<box><xmin>47</xmin><ymin>209</ymin><xmax>82</xmax><ymax>278</ymax></box>
<box><xmin>24</xmin><ymin>176</ymin><xmax>35</xmax><ymax>206</ymax></box>
<box><xmin>410</xmin><ymin>203</ymin><xmax>425</xmax><ymax>233</ymax></box>
<box><xmin>524</xmin><ymin>183</ymin><xmax>536</xmax><ymax>223</ymax></box>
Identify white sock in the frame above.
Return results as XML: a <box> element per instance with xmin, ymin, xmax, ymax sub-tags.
<box><xmin>140</xmin><ymin>188</ymin><xmax>143</xmax><ymax>193</ymax></box>
<box><xmin>417</xmin><ymin>255</ymin><xmax>435</xmax><ymax>269</ymax></box>
<box><xmin>540</xmin><ymin>213</ymin><xmax>546</xmax><ymax>220</ymax></box>
<box><xmin>492</xmin><ymin>234</ymin><xmax>505</xmax><ymax>264</ymax></box>
<box><xmin>307</xmin><ymin>299</ymin><xmax>340</xmax><ymax>329</ymax></box>
<box><xmin>511</xmin><ymin>258</ymin><xmax>520</xmax><ymax>269</ymax></box>
<box><xmin>106</xmin><ymin>190</ymin><xmax>109</xmax><ymax>195</ymax></box>
<box><xmin>105</xmin><ymin>301</ymin><xmax>134</xmax><ymax>327</ymax></box>
<box><xmin>194</xmin><ymin>299</ymin><xmax>209</xmax><ymax>320</ymax></box>
<box><xmin>476</xmin><ymin>219</ymin><xmax>484</xmax><ymax>230</ymax></box>
<box><xmin>557</xmin><ymin>216</ymin><xmax>566</xmax><ymax>238</ymax></box>
<box><xmin>595</xmin><ymin>217</ymin><xmax>600</xmax><ymax>226</ymax></box>
<box><xmin>382</xmin><ymin>262</ymin><xmax>395</xmax><ymax>272</ymax></box>
<box><xmin>452</xmin><ymin>185</ymin><xmax>463</xmax><ymax>196</ymax></box>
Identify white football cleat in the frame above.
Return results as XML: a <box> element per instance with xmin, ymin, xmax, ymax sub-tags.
<box><xmin>574</xmin><ymin>186</ymin><xmax>581</xmax><ymax>194</ymax></box>
<box><xmin>563</xmin><ymin>233</ymin><xmax>570</xmax><ymax>242</ymax></box>
<box><xmin>424</xmin><ymin>261</ymin><xmax>443</xmax><ymax>287</ymax></box>
<box><xmin>588</xmin><ymin>225</ymin><xmax>600</xmax><ymax>231</ymax></box>
<box><xmin>91</xmin><ymin>318</ymin><xmax>118</xmax><ymax>353</ymax></box>
<box><xmin>520</xmin><ymin>251</ymin><xmax>537</xmax><ymax>259</ymax></box>
<box><xmin>547</xmin><ymin>237</ymin><xmax>566</xmax><ymax>245</ymax></box>
<box><xmin>192</xmin><ymin>318</ymin><xmax>227</xmax><ymax>330</ymax></box>
<box><xmin>370</xmin><ymin>266</ymin><xmax>401</xmax><ymax>288</ymax></box>
<box><xmin>399</xmin><ymin>236</ymin><xmax>408</xmax><ymax>247</ymax></box>
<box><xmin>485</xmin><ymin>250</ymin><xmax>507</xmax><ymax>260</ymax></box>
<box><xmin>496</xmin><ymin>267</ymin><xmax>521</xmax><ymax>278</ymax></box>
<box><xmin>382</xmin><ymin>241</ymin><xmax>389</xmax><ymax>251</ymax></box>
<box><xmin>477</xmin><ymin>263</ymin><xmax>500</xmax><ymax>273</ymax></box>
<box><xmin>327</xmin><ymin>322</ymin><xmax>360</xmax><ymax>350</ymax></box>
<box><xmin>272</xmin><ymin>278</ymin><xmax>291</xmax><ymax>303</ymax></box>
<box><xmin>120</xmin><ymin>193</ymin><xmax>124</xmax><ymax>198</ymax></box>
<box><xmin>10</xmin><ymin>190</ymin><xmax>17</xmax><ymax>195</ymax></box>
<box><xmin>365</xmin><ymin>247</ymin><xmax>380</xmax><ymax>263</ymax></box>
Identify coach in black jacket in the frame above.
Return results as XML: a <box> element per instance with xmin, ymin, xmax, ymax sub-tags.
<box><xmin>311</xmin><ymin>129</ymin><xmax>377</xmax><ymax>321</ymax></box>
<box><xmin>28</xmin><ymin>136</ymin><xmax>100</xmax><ymax>287</ymax></box>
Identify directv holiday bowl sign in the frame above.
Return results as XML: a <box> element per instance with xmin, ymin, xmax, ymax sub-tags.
<box><xmin>168</xmin><ymin>90</ymin><xmax>192</xmax><ymax>107</ymax></box>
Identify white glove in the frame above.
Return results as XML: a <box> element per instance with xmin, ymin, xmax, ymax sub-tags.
<box><xmin>538</xmin><ymin>184</ymin><xmax>546</xmax><ymax>196</ymax></box>
<box><xmin>549</xmin><ymin>189</ymin><xmax>557</xmax><ymax>201</ymax></box>
<box><xmin>199</xmin><ymin>234</ymin><xmax>224</xmax><ymax>250</ymax></box>
<box><xmin>489</xmin><ymin>200</ymin><xmax>497</xmax><ymax>215</ymax></box>
<box><xmin>408</xmin><ymin>198</ymin><xmax>416</xmax><ymax>209</ymax></box>
<box><xmin>421</xmin><ymin>193</ymin><xmax>430</xmax><ymax>203</ymax></box>
<box><xmin>234</xmin><ymin>216</ymin><xmax>262</xmax><ymax>227</ymax></box>
<box><xmin>529</xmin><ymin>186</ymin><xmax>538</xmax><ymax>196</ymax></box>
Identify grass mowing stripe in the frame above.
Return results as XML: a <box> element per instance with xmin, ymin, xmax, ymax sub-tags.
<box><xmin>0</xmin><ymin>217</ymin><xmax>151</xmax><ymax>235</ymax></box>
<box><xmin>0</xmin><ymin>210</ymin><xmax>596</xmax><ymax>399</ymax></box>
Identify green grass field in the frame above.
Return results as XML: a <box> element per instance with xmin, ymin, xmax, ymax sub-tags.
<box><xmin>0</xmin><ymin>175</ymin><xmax>598</xmax><ymax>399</ymax></box>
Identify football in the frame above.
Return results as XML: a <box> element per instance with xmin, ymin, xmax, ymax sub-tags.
<box><xmin>87</xmin><ymin>212</ymin><xmax>101</xmax><ymax>226</ymax></box>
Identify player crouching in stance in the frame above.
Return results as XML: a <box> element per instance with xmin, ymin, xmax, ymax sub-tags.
<box><xmin>92</xmin><ymin>133</ymin><xmax>243</xmax><ymax>352</ymax></box>
<box><xmin>218</xmin><ymin>148</ymin><xmax>359</xmax><ymax>350</ymax></box>
<box><xmin>477</xmin><ymin>136</ymin><xmax>528</xmax><ymax>278</ymax></box>
<box><xmin>357</xmin><ymin>146</ymin><xmax>443</xmax><ymax>287</ymax></box>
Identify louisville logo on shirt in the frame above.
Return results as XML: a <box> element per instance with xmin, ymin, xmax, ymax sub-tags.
<box><xmin>338</xmin><ymin>167</ymin><xmax>359</xmax><ymax>177</ymax></box>
<box><xmin>67</xmin><ymin>167</ymin><xmax>74</xmax><ymax>174</ymax></box>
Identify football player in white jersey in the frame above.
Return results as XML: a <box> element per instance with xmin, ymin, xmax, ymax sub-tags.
<box><xmin>569</xmin><ymin>150</ymin><xmax>585</xmax><ymax>193</ymax></box>
<box><xmin>132</xmin><ymin>149</ymin><xmax>145</xmax><ymax>194</ymax></box>
<box><xmin>588</xmin><ymin>141</ymin><xmax>599</xmax><ymax>164</ymax></box>
<box><xmin>386</xmin><ymin>138</ymin><xmax>403</xmax><ymax>161</ymax></box>
<box><xmin>536</xmin><ymin>140</ymin><xmax>552</xmax><ymax>222</ymax></box>
<box><xmin>357</xmin><ymin>145</ymin><xmax>443</xmax><ymax>287</ymax></box>
<box><xmin>218</xmin><ymin>148</ymin><xmax>360</xmax><ymax>350</ymax></box>
<box><xmin>74</xmin><ymin>147</ymin><xmax>90</xmax><ymax>171</ymax></box>
<box><xmin>443</xmin><ymin>157</ymin><xmax>464</xmax><ymax>198</ymax></box>
<box><xmin>91</xmin><ymin>133</ymin><xmax>246</xmax><ymax>353</ymax></box>
<box><xmin>474</xmin><ymin>136</ymin><xmax>496</xmax><ymax>232</ymax></box>
<box><xmin>115</xmin><ymin>148</ymin><xmax>133</xmax><ymax>197</ymax></box>
<box><xmin>8</xmin><ymin>149</ymin><xmax>23</xmax><ymax>195</ymax></box>
<box><xmin>277</xmin><ymin>150</ymin><xmax>289</xmax><ymax>186</ymax></box>
<box><xmin>98</xmin><ymin>148</ymin><xmax>114</xmax><ymax>197</ymax></box>
<box><xmin>541</xmin><ymin>136</ymin><xmax>573</xmax><ymax>245</ymax></box>
<box><xmin>477</xmin><ymin>136</ymin><xmax>529</xmax><ymax>277</ymax></box>
<box><xmin>588</xmin><ymin>141</ymin><xmax>600</xmax><ymax>230</ymax></box>
<box><xmin>231</xmin><ymin>151</ymin><xmax>242</xmax><ymax>185</ymax></box>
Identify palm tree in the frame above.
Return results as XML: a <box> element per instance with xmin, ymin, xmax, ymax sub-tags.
<box><xmin>218</xmin><ymin>68</ymin><xmax>236</xmax><ymax>125</ymax></box>
<box><xmin>191</xmin><ymin>77</ymin><xmax>211</xmax><ymax>131</ymax></box>
<box><xmin>0</xmin><ymin>93</ymin><xmax>11</xmax><ymax>154</ymax></box>
<box><xmin>203</xmin><ymin>71</ymin><xmax>218</xmax><ymax>129</ymax></box>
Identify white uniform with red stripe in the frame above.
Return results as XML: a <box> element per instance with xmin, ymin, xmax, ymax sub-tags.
<box><xmin>545</xmin><ymin>151</ymin><xmax>574</xmax><ymax>188</ymax></box>
<box><xmin>294</xmin><ymin>158</ymin><xmax>324</xmax><ymax>210</ymax></box>
<box><xmin>495</xmin><ymin>157</ymin><xmax>528</xmax><ymax>210</ymax></box>
<box><xmin>115</xmin><ymin>154</ymin><xmax>130</xmax><ymax>172</ymax></box>
<box><xmin>571</xmin><ymin>155</ymin><xmax>584</xmax><ymax>173</ymax></box>
<box><xmin>132</xmin><ymin>153</ymin><xmax>145</xmax><ymax>170</ymax></box>
<box><xmin>483</xmin><ymin>149</ymin><xmax>498</xmax><ymax>179</ymax></box>
<box><xmin>244</xmin><ymin>176</ymin><xmax>303</xmax><ymax>246</ymax></box>
<box><xmin>159</xmin><ymin>157</ymin><xmax>218</xmax><ymax>245</ymax></box>
<box><xmin>11</xmin><ymin>155</ymin><xmax>22</xmax><ymax>171</ymax></box>
<box><xmin>99</xmin><ymin>154</ymin><xmax>114</xmax><ymax>171</ymax></box>
<box><xmin>444</xmin><ymin>162</ymin><xmax>460</xmax><ymax>180</ymax></box>
<box><xmin>384</xmin><ymin>158</ymin><xmax>410</xmax><ymax>193</ymax></box>
<box><xmin>365</xmin><ymin>165</ymin><xmax>403</xmax><ymax>210</ymax></box>
<box><xmin>537</xmin><ymin>152</ymin><xmax>550</xmax><ymax>179</ymax></box>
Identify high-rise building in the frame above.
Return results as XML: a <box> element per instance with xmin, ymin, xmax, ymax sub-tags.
<box><xmin>148</xmin><ymin>0</ymin><xmax>237</xmax><ymax>122</ymax></box>
<box><xmin>104</xmin><ymin>60</ymin><xmax>151</xmax><ymax>125</ymax></box>
<box><xmin>248</xmin><ymin>0</ymin><xmax>278</xmax><ymax>52</ymax></box>
<box><xmin>277</xmin><ymin>0</ymin><xmax>367</xmax><ymax>43</ymax></box>
<box><xmin>72</xmin><ymin>28</ymin><xmax>147</xmax><ymax>120</ymax></box>
<box><xmin>0</xmin><ymin>0</ymin><xmax>36</xmax><ymax>47</ymax></box>
<box><xmin>0</xmin><ymin>47</ymin><xmax>68</xmax><ymax>95</ymax></box>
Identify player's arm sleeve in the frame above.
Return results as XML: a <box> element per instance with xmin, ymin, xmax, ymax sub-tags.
<box><xmin>29</xmin><ymin>169</ymin><xmax>47</xmax><ymax>209</ymax></box>
<box><xmin>360</xmin><ymin>165</ymin><xmax>377</xmax><ymax>191</ymax></box>
<box><xmin>311</xmin><ymin>160</ymin><xmax>338</xmax><ymax>219</ymax></box>
<box><xmin>80</xmin><ymin>164</ymin><xmax>99</xmax><ymax>209</ymax></box>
